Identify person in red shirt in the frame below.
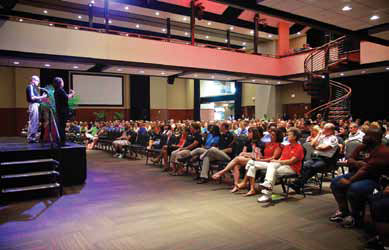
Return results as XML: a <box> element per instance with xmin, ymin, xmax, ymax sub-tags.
<box><xmin>237</xmin><ymin>128</ymin><xmax>283</xmax><ymax>196</ymax></box>
<box><xmin>257</xmin><ymin>128</ymin><xmax>305</xmax><ymax>203</ymax></box>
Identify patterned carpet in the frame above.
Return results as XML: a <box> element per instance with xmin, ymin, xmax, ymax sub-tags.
<box><xmin>0</xmin><ymin>150</ymin><xmax>366</xmax><ymax>250</ymax></box>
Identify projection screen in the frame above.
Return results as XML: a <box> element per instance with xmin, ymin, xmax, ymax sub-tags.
<box><xmin>71</xmin><ymin>73</ymin><xmax>123</xmax><ymax>106</ymax></box>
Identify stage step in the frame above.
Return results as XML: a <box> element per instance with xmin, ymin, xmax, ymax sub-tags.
<box><xmin>2</xmin><ymin>183</ymin><xmax>60</xmax><ymax>193</ymax></box>
<box><xmin>1</xmin><ymin>171</ymin><xmax>59</xmax><ymax>179</ymax></box>
<box><xmin>0</xmin><ymin>158</ymin><xmax>59</xmax><ymax>167</ymax></box>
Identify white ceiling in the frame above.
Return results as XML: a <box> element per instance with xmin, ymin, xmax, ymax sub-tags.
<box><xmin>0</xmin><ymin>57</ymin><xmax>94</xmax><ymax>71</ymax></box>
<box><xmin>259</xmin><ymin>0</ymin><xmax>389</xmax><ymax>31</ymax></box>
<box><xmin>103</xmin><ymin>66</ymin><xmax>182</xmax><ymax>76</ymax></box>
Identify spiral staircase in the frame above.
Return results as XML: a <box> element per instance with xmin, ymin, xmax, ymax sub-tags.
<box><xmin>303</xmin><ymin>36</ymin><xmax>354</xmax><ymax>121</ymax></box>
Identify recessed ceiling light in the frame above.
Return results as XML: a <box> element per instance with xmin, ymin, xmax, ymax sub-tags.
<box><xmin>242</xmin><ymin>47</ymin><xmax>246</xmax><ymax>50</ymax></box>
<box><xmin>250</xmin><ymin>30</ymin><xmax>254</xmax><ymax>34</ymax></box>
<box><xmin>277</xmin><ymin>81</ymin><xmax>281</xmax><ymax>84</ymax></box>
<box><xmin>117</xmin><ymin>68</ymin><xmax>122</xmax><ymax>71</ymax></box>
<box><xmin>185</xmin><ymin>32</ymin><xmax>189</xmax><ymax>36</ymax></box>
<box><xmin>386</xmin><ymin>67</ymin><xmax>389</xmax><ymax>70</ymax></box>
<box><xmin>19</xmin><ymin>18</ymin><xmax>23</xmax><ymax>22</ymax></box>
<box><xmin>194</xmin><ymin>74</ymin><xmax>198</xmax><ymax>77</ymax></box>
<box><xmin>73</xmin><ymin>66</ymin><xmax>79</xmax><ymax>69</ymax></box>
<box><xmin>211</xmin><ymin>75</ymin><xmax>215</xmax><ymax>79</ymax></box>
<box><xmin>252</xmin><ymin>79</ymin><xmax>256</xmax><ymax>82</ymax></box>
<box><xmin>265</xmin><ymin>80</ymin><xmax>269</xmax><ymax>83</ymax></box>
<box><xmin>183</xmin><ymin>17</ymin><xmax>187</xmax><ymax>21</ymax></box>
<box><xmin>225</xmin><ymin>39</ymin><xmax>228</xmax><ymax>42</ymax></box>
<box><xmin>49</xmin><ymin>23</ymin><xmax>54</xmax><ymax>26</ymax></box>
<box><xmin>125</xmin><ymin>6</ymin><xmax>129</xmax><ymax>10</ymax></box>
<box><xmin>370</xmin><ymin>15</ymin><xmax>380</xmax><ymax>20</ymax></box>
<box><xmin>207</xmin><ymin>22</ymin><xmax>212</xmax><ymax>25</ymax></box>
<box><xmin>44</xmin><ymin>64</ymin><xmax>51</xmax><ymax>67</ymax></box>
<box><xmin>321</xmin><ymin>75</ymin><xmax>325</xmax><ymax>79</ymax></box>
<box><xmin>291</xmin><ymin>94</ymin><xmax>296</xmax><ymax>98</ymax></box>
<box><xmin>342</xmin><ymin>5</ymin><xmax>352</xmax><ymax>11</ymax></box>
<box><xmin>90</xmin><ymin>0</ymin><xmax>95</xmax><ymax>4</ymax></box>
<box><xmin>340</xmin><ymin>73</ymin><xmax>344</xmax><ymax>76</ymax></box>
<box><xmin>268</xmin><ymin>34</ymin><xmax>273</xmax><ymax>38</ymax></box>
<box><xmin>125</xmin><ymin>33</ymin><xmax>129</xmax><ymax>36</ymax></box>
<box><xmin>155</xmin><ymin>12</ymin><xmax>160</xmax><ymax>16</ymax></box>
<box><xmin>161</xmin><ymin>72</ymin><xmax>166</xmax><ymax>75</ymax></box>
<box><xmin>242</xmin><ymin>42</ymin><xmax>246</xmax><ymax>45</ymax></box>
<box><xmin>13</xmin><ymin>61</ymin><xmax>20</xmax><ymax>65</ymax></box>
<box><xmin>74</xmin><ymin>26</ymin><xmax>79</xmax><ymax>29</ymax></box>
<box><xmin>185</xmin><ymin>42</ymin><xmax>190</xmax><ymax>45</ymax></box>
<box><xmin>217</xmin><ymin>47</ymin><xmax>221</xmax><ymax>50</ymax></box>
<box><xmin>297</xmin><ymin>32</ymin><xmax>301</xmax><ymax>35</ymax></box>
<box><xmin>136</xmin><ymin>24</ymin><xmax>140</xmax><ymax>28</ymax></box>
<box><xmin>205</xmin><ymin>36</ymin><xmax>209</xmax><ymax>39</ymax></box>
<box><xmin>139</xmin><ymin>70</ymin><xmax>145</xmax><ymax>74</ymax></box>
<box><xmin>43</xmin><ymin>10</ymin><xmax>48</xmax><ymax>14</ymax></box>
<box><xmin>229</xmin><ymin>26</ymin><xmax>234</xmax><ymax>30</ymax></box>
<box><xmin>361</xmin><ymin>70</ymin><xmax>366</xmax><ymax>74</ymax></box>
<box><xmin>108</xmin><ymin>20</ymin><xmax>112</xmax><ymax>24</ymax></box>
<box><xmin>78</xmin><ymin>15</ymin><xmax>82</xmax><ymax>19</ymax></box>
<box><xmin>162</xmin><ymin>28</ymin><xmax>166</xmax><ymax>32</ymax></box>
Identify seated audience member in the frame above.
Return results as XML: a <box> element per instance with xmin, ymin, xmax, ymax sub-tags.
<box><xmin>289</xmin><ymin>123</ymin><xmax>339</xmax><ymax>193</ymax></box>
<box><xmin>337</xmin><ymin>126</ymin><xmax>349</xmax><ymax>141</ymax></box>
<box><xmin>196</xmin><ymin>122</ymin><xmax>234</xmax><ymax>184</ymax></box>
<box><xmin>151</xmin><ymin>124</ymin><xmax>172</xmax><ymax>164</ymax></box>
<box><xmin>345</xmin><ymin>122</ymin><xmax>365</xmax><ymax>144</ymax></box>
<box><xmin>262</xmin><ymin>123</ymin><xmax>277</xmax><ymax>143</ymax></box>
<box><xmin>211</xmin><ymin>127</ymin><xmax>263</xmax><ymax>192</ymax></box>
<box><xmin>256</xmin><ymin>128</ymin><xmax>304</xmax><ymax>202</ymax></box>
<box><xmin>169</xmin><ymin>123</ymin><xmax>202</xmax><ymax>176</ymax></box>
<box><xmin>89</xmin><ymin>123</ymin><xmax>104</xmax><ymax>150</ymax></box>
<box><xmin>188</xmin><ymin>125</ymin><xmax>220</xmax><ymax>163</ymax></box>
<box><xmin>147</xmin><ymin>125</ymin><xmax>162</xmax><ymax>150</ymax></box>
<box><xmin>300</xmin><ymin>120</ymin><xmax>312</xmax><ymax>142</ymax></box>
<box><xmin>329</xmin><ymin>128</ymin><xmax>389</xmax><ymax>228</ymax></box>
<box><xmin>161</xmin><ymin>126</ymin><xmax>183</xmax><ymax>171</ymax></box>
<box><xmin>306</xmin><ymin>125</ymin><xmax>321</xmax><ymax>143</ymax></box>
<box><xmin>366</xmin><ymin>186</ymin><xmax>389</xmax><ymax>250</ymax></box>
<box><xmin>112</xmin><ymin>124</ymin><xmax>133</xmax><ymax>158</ymax></box>
<box><xmin>236</xmin><ymin>128</ymin><xmax>283</xmax><ymax>196</ymax></box>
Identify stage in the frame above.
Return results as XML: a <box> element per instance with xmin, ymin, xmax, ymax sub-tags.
<box><xmin>0</xmin><ymin>137</ymin><xmax>87</xmax><ymax>186</ymax></box>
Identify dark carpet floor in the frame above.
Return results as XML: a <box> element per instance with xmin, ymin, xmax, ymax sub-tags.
<box><xmin>0</xmin><ymin>148</ymin><xmax>366</xmax><ymax>250</ymax></box>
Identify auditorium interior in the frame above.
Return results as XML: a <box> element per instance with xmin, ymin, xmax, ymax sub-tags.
<box><xmin>0</xmin><ymin>0</ymin><xmax>388</xmax><ymax>250</ymax></box>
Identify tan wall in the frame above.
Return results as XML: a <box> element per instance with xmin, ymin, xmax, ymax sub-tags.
<box><xmin>150</xmin><ymin>76</ymin><xmax>168</xmax><ymax>109</ymax></box>
<box><xmin>279</xmin><ymin>82</ymin><xmax>311</xmax><ymax>104</ymax></box>
<box><xmin>186</xmin><ymin>79</ymin><xmax>194</xmax><ymax>109</ymax></box>
<box><xmin>150</xmin><ymin>77</ymin><xmax>193</xmax><ymax>109</ymax></box>
<box><xmin>290</xmin><ymin>35</ymin><xmax>307</xmax><ymax>49</ymax></box>
<box><xmin>0</xmin><ymin>67</ymin><xmax>16</xmax><ymax>108</ymax></box>
<box><xmin>167</xmin><ymin>78</ymin><xmax>192</xmax><ymax>109</ymax></box>
<box><xmin>242</xmin><ymin>83</ymin><xmax>256</xmax><ymax>107</ymax></box>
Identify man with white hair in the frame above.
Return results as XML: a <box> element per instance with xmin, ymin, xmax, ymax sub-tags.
<box><xmin>26</xmin><ymin>75</ymin><xmax>47</xmax><ymax>143</ymax></box>
<box><xmin>289</xmin><ymin>123</ymin><xmax>339</xmax><ymax>193</ymax></box>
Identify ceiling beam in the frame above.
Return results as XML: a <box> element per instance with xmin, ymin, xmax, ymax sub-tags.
<box><xmin>210</xmin><ymin>0</ymin><xmax>389</xmax><ymax>46</ymax></box>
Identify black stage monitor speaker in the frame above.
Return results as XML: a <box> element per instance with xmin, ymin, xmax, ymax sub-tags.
<box><xmin>0</xmin><ymin>0</ymin><xmax>18</xmax><ymax>10</ymax></box>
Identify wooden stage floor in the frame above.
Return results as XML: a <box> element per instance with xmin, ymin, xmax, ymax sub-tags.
<box><xmin>0</xmin><ymin>149</ymin><xmax>365</xmax><ymax>250</ymax></box>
